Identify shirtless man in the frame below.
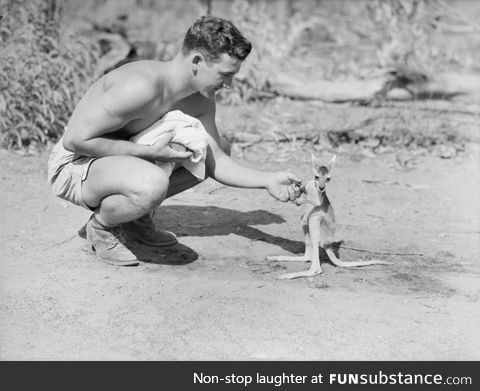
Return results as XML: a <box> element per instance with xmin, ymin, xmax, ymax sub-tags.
<box><xmin>47</xmin><ymin>16</ymin><xmax>302</xmax><ymax>266</ymax></box>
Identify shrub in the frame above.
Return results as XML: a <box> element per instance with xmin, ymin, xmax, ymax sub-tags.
<box><xmin>0</xmin><ymin>0</ymin><xmax>99</xmax><ymax>150</ymax></box>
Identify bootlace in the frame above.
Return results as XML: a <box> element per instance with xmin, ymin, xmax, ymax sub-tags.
<box><xmin>106</xmin><ymin>226</ymin><xmax>127</xmax><ymax>249</ymax></box>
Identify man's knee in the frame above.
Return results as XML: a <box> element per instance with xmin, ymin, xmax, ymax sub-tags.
<box><xmin>219</xmin><ymin>136</ymin><xmax>231</xmax><ymax>156</ymax></box>
<box><xmin>129</xmin><ymin>169</ymin><xmax>169</xmax><ymax>210</ymax></box>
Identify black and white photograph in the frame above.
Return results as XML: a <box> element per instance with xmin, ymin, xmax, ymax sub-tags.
<box><xmin>0</xmin><ymin>0</ymin><xmax>479</xmax><ymax>363</ymax></box>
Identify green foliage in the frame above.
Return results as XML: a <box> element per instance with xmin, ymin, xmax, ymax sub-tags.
<box><xmin>0</xmin><ymin>0</ymin><xmax>99</xmax><ymax>150</ymax></box>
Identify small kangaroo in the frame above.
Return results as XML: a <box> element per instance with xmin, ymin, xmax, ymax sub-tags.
<box><xmin>267</xmin><ymin>153</ymin><xmax>391</xmax><ymax>279</ymax></box>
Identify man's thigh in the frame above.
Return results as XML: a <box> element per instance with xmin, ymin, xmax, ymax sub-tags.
<box><xmin>166</xmin><ymin>167</ymin><xmax>199</xmax><ymax>198</ymax></box>
<box><xmin>81</xmin><ymin>155</ymin><xmax>170</xmax><ymax>209</ymax></box>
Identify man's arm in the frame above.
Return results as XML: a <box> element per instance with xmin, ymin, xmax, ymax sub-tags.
<box><xmin>197</xmin><ymin>99</ymin><xmax>301</xmax><ymax>202</ymax></box>
<box><xmin>63</xmin><ymin>75</ymin><xmax>192</xmax><ymax>162</ymax></box>
<box><xmin>198</xmin><ymin>100</ymin><xmax>269</xmax><ymax>188</ymax></box>
<box><xmin>63</xmin><ymin>75</ymin><xmax>157</xmax><ymax>158</ymax></box>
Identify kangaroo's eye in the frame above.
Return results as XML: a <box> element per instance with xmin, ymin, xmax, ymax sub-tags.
<box><xmin>314</xmin><ymin>175</ymin><xmax>319</xmax><ymax>180</ymax></box>
<box><xmin>326</xmin><ymin>177</ymin><xmax>331</xmax><ymax>182</ymax></box>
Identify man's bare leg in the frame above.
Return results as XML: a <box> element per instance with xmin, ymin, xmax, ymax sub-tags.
<box><xmin>165</xmin><ymin>167</ymin><xmax>201</xmax><ymax>198</ymax></box>
<box><xmin>81</xmin><ymin>155</ymin><xmax>171</xmax><ymax>264</ymax></box>
<box><xmin>83</xmin><ymin>156</ymin><xmax>169</xmax><ymax>224</ymax></box>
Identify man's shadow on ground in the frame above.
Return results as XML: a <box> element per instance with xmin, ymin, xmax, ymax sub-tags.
<box><xmin>79</xmin><ymin>205</ymin><xmax>340</xmax><ymax>266</ymax></box>
<box><xmin>131</xmin><ymin>205</ymin><xmax>306</xmax><ymax>265</ymax></box>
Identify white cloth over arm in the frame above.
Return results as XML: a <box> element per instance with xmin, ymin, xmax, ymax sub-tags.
<box><xmin>130</xmin><ymin>110</ymin><xmax>209</xmax><ymax>180</ymax></box>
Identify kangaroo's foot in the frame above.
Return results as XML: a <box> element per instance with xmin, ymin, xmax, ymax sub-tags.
<box><xmin>266</xmin><ymin>255</ymin><xmax>310</xmax><ymax>262</ymax></box>
<box><xmin>278</xmin><ymin>267</ymin><xmax>322</xmax><ymax>280</ymax></box>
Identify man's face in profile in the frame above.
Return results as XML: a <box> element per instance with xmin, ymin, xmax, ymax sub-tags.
<box><xmin>194</xmin><ymin>53</ymin><xmax>242</xmax><ymax>99</ymax></box>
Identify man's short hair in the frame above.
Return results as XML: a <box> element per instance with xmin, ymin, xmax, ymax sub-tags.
<box><xmin>182</xmin><ymin>16</ymin><xmax>252</xmax><ymax>62</ymax></box>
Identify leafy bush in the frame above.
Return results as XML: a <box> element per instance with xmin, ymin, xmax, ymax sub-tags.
<box><xmin>0</xmin><ymin>0</ymin><xmax>99</xmax><ymax>150</ymax></box>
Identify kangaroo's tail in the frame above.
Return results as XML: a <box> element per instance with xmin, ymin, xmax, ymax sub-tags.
<box><xmin>325</xmin><ymin>248</ymin><xmax>392</xmax><ymax>268</ymax></box>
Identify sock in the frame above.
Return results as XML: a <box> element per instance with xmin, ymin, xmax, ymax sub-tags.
<box><xmin>90</xmin><ymin>213</ymin><xmax>115</xmax><ymax>229</ymax></box>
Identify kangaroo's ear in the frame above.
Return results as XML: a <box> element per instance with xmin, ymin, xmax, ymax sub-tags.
<box><xmin>327</xmin><ymin>155</ymin><xmax>336</xmax><ymax>172</ymax></box>
<box><xmin>311</xmin><ymin>152</ymin><xmax>320</xmax><ymax>173</ymax></box>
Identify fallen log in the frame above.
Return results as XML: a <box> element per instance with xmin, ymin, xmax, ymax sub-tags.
<box><xmin>267</xmin><ymin>72</ymin><xmax>388</xmax><ymax>102</ymax></box>
<box><xmin>267</xmin><ymin>70</ymin><xmax>480</xmax><ymax>103</ymax></box>
<box><xmin>406</xmin><ymin>72</ymin><xmax>480</xmax><ymax>98</ymax></box>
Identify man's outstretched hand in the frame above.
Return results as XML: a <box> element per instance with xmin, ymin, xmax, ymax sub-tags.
<box><xmin>265</xmin><ymin>171</ymin><xmax>303</xmax><ymax>202</ymax></box>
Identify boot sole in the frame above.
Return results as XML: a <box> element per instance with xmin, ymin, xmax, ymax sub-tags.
<box><xmin>91</xmin><ymin>246</ymin><xmax>140</xmax><ymax>266</ymax></box>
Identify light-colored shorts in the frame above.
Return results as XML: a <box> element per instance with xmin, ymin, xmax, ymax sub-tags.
<box><xmin>47</xmin><ymin>136</ymin><xmax>97</xmax><ymax>210</ymax></box>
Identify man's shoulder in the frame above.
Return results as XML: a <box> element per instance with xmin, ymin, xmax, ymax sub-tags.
<box><xmin>105</xmin><ymin>61</ymin><xmax>164</xmax><ymax>99</ymax></box>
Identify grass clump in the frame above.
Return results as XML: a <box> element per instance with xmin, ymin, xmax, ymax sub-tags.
<box><xmin>0</xmin><ymin>0</ymin><xmax>99</xmax><ymax>150</ymax></box>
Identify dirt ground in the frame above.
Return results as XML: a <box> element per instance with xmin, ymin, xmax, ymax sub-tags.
<box><xmin>1</xmin><ymin>100</ymin><xmax>479</xmax><ymax>360</ymax></box>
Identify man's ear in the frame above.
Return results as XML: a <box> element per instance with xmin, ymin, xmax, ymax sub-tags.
<box><xmin>193</xmin><ymin>53</ymin><xmax>207</xmax><ymax>65</ymax></box>
<box><xmin>192</xmin><ymin>53</ymin><xmax>204</xmax><ymax>75</ymax></box>
<box><xmin>192</xmin><ymin>54</ymin><xmax>202</xmax><ymax>64</ymax></box>
<box><xmin>327</xmin><ymin>154</ymin><xmax>336</xmax><ymax>172</ymax></box>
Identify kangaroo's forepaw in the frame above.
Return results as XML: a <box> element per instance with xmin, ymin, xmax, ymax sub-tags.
<box><xmin>278</xmin><ymin>268</ymin><xmax>322</xmax><ymax>280</ymax></box>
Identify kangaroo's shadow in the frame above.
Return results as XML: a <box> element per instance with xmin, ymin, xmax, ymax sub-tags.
<box><xmin>157</xmin><ymin>205</ymin><xmax>305</xmax><ymax>255</ymax></box>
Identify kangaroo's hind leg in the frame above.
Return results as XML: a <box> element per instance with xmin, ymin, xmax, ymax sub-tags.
<box><xmin>267</xmin><ymin>223</ymin><xmax>312</xmax><ymax>262</ymax></box>
<box><xmin>279</xmin><ymin>225</ymin><xmax>322</xmax><ymax>279</ymax></box>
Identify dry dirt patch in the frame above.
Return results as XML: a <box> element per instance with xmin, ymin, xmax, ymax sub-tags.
<box><xmin>1</xmin><ymin>101</ymin><xmax>479</xmax><ymax>360</ymax></box>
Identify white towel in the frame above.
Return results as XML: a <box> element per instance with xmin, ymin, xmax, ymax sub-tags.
<box><xmin>130</xmin><ymin>110</ymin><xmax>208</xmax><ymax>180</ymax></box>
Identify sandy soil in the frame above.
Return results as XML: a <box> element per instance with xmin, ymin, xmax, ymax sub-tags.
<box><xmin>1</xmin><ymin>102</ymin><xmax>479</xmax><ymax>360</ymax></box>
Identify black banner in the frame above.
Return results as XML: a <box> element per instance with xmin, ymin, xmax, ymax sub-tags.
<box><xmin>1</xmin><ymin>361</ymin><xmax>478</xmax><ymax>390</ymax></box>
